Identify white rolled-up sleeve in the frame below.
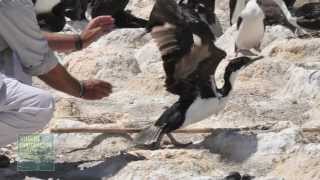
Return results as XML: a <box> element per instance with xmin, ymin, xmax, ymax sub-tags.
<box><xmin>0</xmin><ymin>0</ymin><xmax>58</xmax><ymax>76</ymax></box>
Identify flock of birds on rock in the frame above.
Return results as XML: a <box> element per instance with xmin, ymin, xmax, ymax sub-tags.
<box><xmin>34</xmin><ymin>0</ymin><xmax>320</xmax><ymax>150</ymax></box>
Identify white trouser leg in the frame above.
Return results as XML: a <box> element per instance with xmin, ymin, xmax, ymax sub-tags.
<box><xmin>0</xmin><ymin>76</ymin><xmax>54</xmax><ymax>147</ymax></box>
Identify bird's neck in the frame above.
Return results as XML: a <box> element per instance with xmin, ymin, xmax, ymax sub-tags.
<box><xmin>220</xmin><ymin>71</ymin><xmax>239</xmax><ymax>97</ymax></box>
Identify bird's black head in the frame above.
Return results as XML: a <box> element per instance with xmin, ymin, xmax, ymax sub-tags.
<box><xmin>63</xmin><ymin>0</ymin><xmax>87</xmax><ymax>21</ymax></box>
<box><xmin>180</xmin><ymin>0</ymin><xmax>214</xmax><ymax>10</ymax></box>
<box><xmin>183</xmin><ymin>0</ymin><xmax>215</xmax><ymax>23</ymax></box>
<box><xmin>196</xmin><ymin>0</ymin><xmax>215</xmax><ymax>24</ymax></box>
<box><xmin>196</xmin><ymin>0</ymin><xmax>215</xmax><ymax>12</ymax></box>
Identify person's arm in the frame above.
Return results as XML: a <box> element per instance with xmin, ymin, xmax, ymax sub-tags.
<box><xmin>38</xmin><ymin>64</ymin><xmax>112</xmax><ymax>100</ymax></box>
<box><xmin>43</xmin><ymin>16</ymin><xmax>114</xmax><ymax>52</ymax></box>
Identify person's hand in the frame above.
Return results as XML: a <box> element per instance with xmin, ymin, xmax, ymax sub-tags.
<box><xmin>81</xmin><ymin>79</ymin><xmax>112</xmax><ymax>100</ymax></box>
<box><xmin>81</xmin><ymin>16</ymin><xmax>114</xmax><ymax>48</ymax></box>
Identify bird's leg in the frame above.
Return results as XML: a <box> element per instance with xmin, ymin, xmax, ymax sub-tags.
<box><xmin>145</xmin><ymin>132</ymin><xmax>165</xmax><ymax>150</ymax></box>
<box><xmin>151</xmin><ymin>133</ymin><xmax>165</xmax><ymax>149</ymax></box>
<box><xmin>133</xmin><ymin>132</ymin><xmax>165</xmax><ymax>150</ymax></box>
<box><xmin>167</xmin><ymin>133</ymin><xmax>192</xmax><ymax>147</ymax></box>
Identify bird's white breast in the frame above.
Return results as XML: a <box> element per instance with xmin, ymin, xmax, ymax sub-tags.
<box><xmin>183</xmin><ymin>96</ymin><xmax>229</xmax><ymax>127</ymax></box>
<box><xmin>182</xmin><ymin>71</ymin><xmax>239</xmax><ymax>128</ymax></box>
<box><xmin>236</xmin><ymin>0</ymin><xmax>265</xmax><ymax>50</ymax></box>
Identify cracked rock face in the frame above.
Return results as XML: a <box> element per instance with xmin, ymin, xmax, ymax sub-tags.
<box><xmin>1</xmin><ymin>1</ymin><xmax>320</xmax><ymax>180</ymax></box>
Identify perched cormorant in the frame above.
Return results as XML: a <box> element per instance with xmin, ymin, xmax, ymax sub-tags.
<box><xmin>230</xmin><ymin>0</ymin><xmax>310</xmax><ymax>55</ymax></box>
<box><xmin>229</xmin><ymin>0</ymin><xmax>304</xmax><ymax>33</ymax></box>
<box><xmin>235</xmin><ymin>0</ymin><xmax>265</xmax><ymax>55</ymax></box>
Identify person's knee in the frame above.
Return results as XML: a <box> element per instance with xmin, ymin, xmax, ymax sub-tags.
<box><xmin>37</xmin><ymin>92</ymin><xmax>55</xmax><ymax>119</ymax></box>
<box><xmin>36</xmin><ymin>91</ymin><xmax>55</xmax><ymax>108</ymax></box>
<box><xmin>29</xmin><ymin>91</ymin><xmax>55</xmax><ymax>123</ymax></box>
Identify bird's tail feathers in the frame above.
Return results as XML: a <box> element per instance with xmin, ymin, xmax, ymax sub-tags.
<box><xmin>134</xmin><ymin>125</ymin><xmax>164</xmax><ymax>147</ymax></box>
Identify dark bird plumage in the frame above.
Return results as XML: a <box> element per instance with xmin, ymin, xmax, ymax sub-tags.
<box><xmin>90</xmin><ymin>0</ymin><xmax>148</xmax><ymax>28</ymax></box>
<box><xmin>294</xmin><ymin>2</ymin><xmax>320</xmax><ymax>30</ymax></box>
<box><xmin>33</xmin><ymin>0</ymin><xmax>88</xmax><ymax>32</ymax></box>
<box><xmin>224</xmin><ymin>172</ymin><xmax>242</xmax><ymax>180</ymax></box>
<box><xmin>33</xmin><ymin>0</ymin><xmax>66</xmax><ymax>32</ymax></box>
<box><xmin>283</xmin><ymin>0</ymin><xmax>296</xmax><ymax>9</ymax></box>
<box><xmin>146</xmin><ymin>0</ymin><xmax>224</xmax><ymax>96</ymax></box>
<box><xmin>63</xmin><ymin>0</ymin><xmax>89</xmax><ymax>20</ymax></box>
<box><xmin>223</xmin><ymin>172</ymin><xmax>254</xmax><ymax>180</ymax></box>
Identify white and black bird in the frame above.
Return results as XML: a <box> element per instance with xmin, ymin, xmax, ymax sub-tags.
<box><xmin>234</xmin><ymin>0</ymin><xmax>265</xmax><ymax>55</ymax></box>
<box><xmin>230</xmin><ymin>0</ymin><xmax>306</xmax><ymax>55</ymax></box>
<box><xmin>134</xmin><ymin>54</ymin><xmax>257</xmax><ymax>149</ymax></box>
<box><xmin>230</xmin><ymin>0</ymin><xmax>296</xmax><ymax>26</ymax></box>
<box><xmin>133</xmin><ymin>0</ymin><xmax>258</xmax><ymax>149</ymax></box>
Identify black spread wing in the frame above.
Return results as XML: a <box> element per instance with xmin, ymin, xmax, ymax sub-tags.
<box><xmin>148</xmin><ymin>0</ymin><xmax>195</xmax><ymax>95</ymax></box>
<box><xmin>148</xmin><ymin>0</ymin><xmax>226</xmax><ymax>98</ymax></box>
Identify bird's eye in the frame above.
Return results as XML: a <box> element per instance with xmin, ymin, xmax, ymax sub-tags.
<box><xmin>199</xmin><ymin>3</ymin><xmax>205</xmax><ymax>8</ymax></box>
<box><xmin>197</xmin><ymin>3</ymin><xmax>206</xmax><ymax>12</ymax></box>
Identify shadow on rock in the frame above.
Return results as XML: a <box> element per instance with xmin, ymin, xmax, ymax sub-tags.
<box><xmin>188</xmin><ymin>130</ymin><xmax>258</xmax><ymax>163</ymax></box>
<box><xmin>2</xmin><ymin>153</ymin><xmax>145</xmax><ymax>180</ymax></box>
<box><xmin>66</xmin><ymin>133</ymin><xmax>133</xmax><ymax>153</ymax></box>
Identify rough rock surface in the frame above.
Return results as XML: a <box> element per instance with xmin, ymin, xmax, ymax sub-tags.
<box><xmin>1</xmin><ymin>1</ymin><xmax>320</xmax><ymax>180</ymax></box>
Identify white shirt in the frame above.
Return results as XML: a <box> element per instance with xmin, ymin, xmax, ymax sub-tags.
<box><xmin>0</xmin><ymin>0</ymin><xmax>58</xmax><ymax>78</ymax></box>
